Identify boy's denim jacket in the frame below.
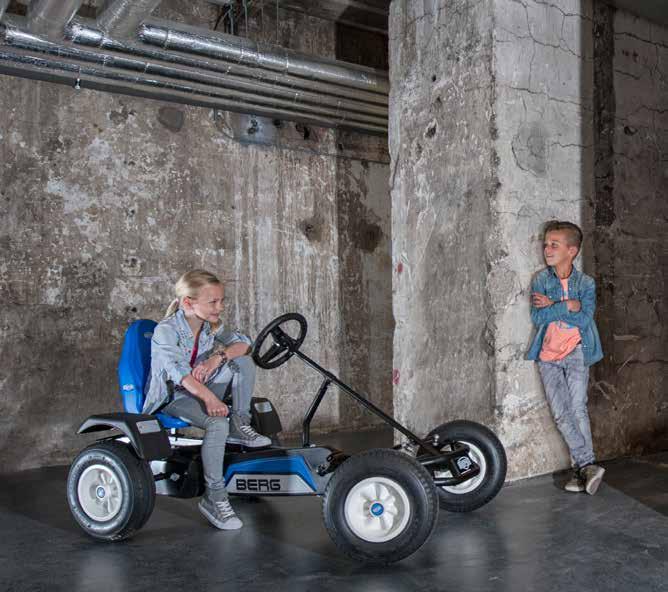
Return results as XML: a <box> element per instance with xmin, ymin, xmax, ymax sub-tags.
<box><xmin>526</xmin><ymin>265</ymin><xmax>603</xmax><ymax>367</ymax></box>
<box><xmin>142</xmin><ymin>308</ymin><xmax>252</xmax><ymax>415</ymax></box>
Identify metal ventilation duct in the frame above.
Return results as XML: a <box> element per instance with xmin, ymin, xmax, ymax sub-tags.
<box><xmin>0</xmin><ymin>2</ymin><xmax>389</xmax><ymax>135</ymax></box>
<box><xmin>26</xmin><ymin>0</ymin><xmax>84</xmax><ymax>40</ymax></box>
<box><xmin>97</xmin><ymin>0</ymin><xmax>162</xmax><ymax>38</ymax></box>
<box><xmin>138</xmin><ymin>19</ymin><xmax>389</xmax><ymax>95</ymax></box>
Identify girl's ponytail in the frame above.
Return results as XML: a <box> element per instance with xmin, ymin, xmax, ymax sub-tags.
<box><xmin>164</xmin><ymin>298</ymin><xmax>180</xmax><ymax>319</ymax></box>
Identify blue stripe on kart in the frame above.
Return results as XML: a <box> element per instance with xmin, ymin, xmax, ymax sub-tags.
<box><xmin>224</xmin><ymin>456</ymin><xmax>317</xmax><ymax>491</ymax></box>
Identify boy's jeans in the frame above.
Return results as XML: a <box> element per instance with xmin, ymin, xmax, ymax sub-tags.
<box><xmin>163</xmin><ymin>355</ymin><xmax>256</xmax><ymax>501</ymax></box>
<box><xmin>538</xmin><ymin>345</ymin><xmax>596</xmax><ymax>468</ymax></box>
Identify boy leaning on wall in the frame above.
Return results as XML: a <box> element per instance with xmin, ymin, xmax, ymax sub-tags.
<box><xmin>526</xmin><ymin>221</ymin><xmax>606</xmax><ymax>494</ymax></box>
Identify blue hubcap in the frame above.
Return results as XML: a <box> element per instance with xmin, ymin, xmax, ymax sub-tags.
<box><xmin>370</xmin><ymin>502</ymin><xmax>384</xmax><ymax>517</ymax></box>
<box><xmin>96</xmin><ymin>486</ymin><xmax>106</xmax><ymax>499</ymax></box>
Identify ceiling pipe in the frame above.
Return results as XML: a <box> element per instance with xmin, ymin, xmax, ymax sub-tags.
<box><xmin>96</xmin><ymin>0</ymin><xmax>162</xmax><ymax>39</ymax></box>
<box><xmin>2</xmin><ymin>22</ymin><xmax>387</xmax><ymax>126</ymax></box>
<box><xmin>0</xmin><ymin>9</ymin><xmax>390</xmax><ymax>135</ymax></box>
<box><xmin>1</xmin><ymin>26</ymin><xmax>387</xmax><ymax>128</ymax></box>
<box><xmin>26</xmin><ymin>0</ymin><xmax>84</xmax><ymax>40</ymax></box>
<box><xmin>64</xmin><ymin>21</ymin><xmax>388</xmax><ymax>119</ymax></box>
<box><xmin>139</xmin><ymin>19</ymin><xmax>389</xmax><ymax>95</ymax></box>
<box><xmin>0</xmin><ymin>47</ymin><xmax>388</xmax><ymax>135</ymax></box>
<box><xmin>69</xmin><ymin>19</ymin><xmax>387</xmax><ymax>108</ymax></box>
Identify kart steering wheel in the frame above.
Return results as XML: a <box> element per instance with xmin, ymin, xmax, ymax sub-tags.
<box><xmin>252</xmin><ymin>313</ymin><xmax>308</xmax><ymax>369</ymax></box>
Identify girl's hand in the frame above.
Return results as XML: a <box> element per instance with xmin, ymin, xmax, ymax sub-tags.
<box><xmin>566</xmin><ymin>299</ymin><xmax>581</xmax><ymax>312</ymax></box>
<box><xmin>205</xmin><ymin>396</ymin><xmax>229</xmax><ymax>418</ymax></box>
<box><xmin>532</xmin><ymin>292</ymin><xmax>553</xmax><ymax>308</ymax></box>
<box><xmin>224</xmin><ymin>342</ymin><xmax>251</xmax><ymax>360</ymax></box>
<box><xmin>192</xmin><ymin>355</ymin><xmax>223</xmax><ymax>383</ymax></box>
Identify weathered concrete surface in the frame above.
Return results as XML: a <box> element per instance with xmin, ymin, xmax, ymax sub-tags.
<box><xmin>337</xmin><ymin>156</ymin><xmax>394</xmax><ymax>427</ymax></box>
<box><xmin>0</xmin><ymin>1</ymin><xmax>391</xmax><ymax>472</ymax></box>
<box><xmin>390</xmin><ymin>0</ymin><xmax>665</xmax><ymax>481</ymax></box>
<box><xmin>491</xmin><ymin>0</ymin><xmax>596</xmax><ymax>479</ymax></box>
<box><xmin>389</xmin><ymin>0</ymin><xmax>498</xmax><ymax>441</ymax></box>
<box><xmin>589</xmin><ymin>6</ymin><xmax>668</xmax><ymax>458</ymax></box>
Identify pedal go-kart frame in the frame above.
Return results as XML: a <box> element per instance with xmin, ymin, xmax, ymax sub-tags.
<box><xmin>67</xmin><ymin>312</ymin><xmax>507</xmax><ymax>564</ymax></box>
<box><xmin>258</xmin><ymin>313</ymin><xmax>480</xmax><ymax>488</ymax></box>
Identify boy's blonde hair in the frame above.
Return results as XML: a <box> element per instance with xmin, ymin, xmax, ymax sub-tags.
<box><xmin>164</xmin><ymin>270</ymin><xmax>222</xmax><ymax>318</ymax></box>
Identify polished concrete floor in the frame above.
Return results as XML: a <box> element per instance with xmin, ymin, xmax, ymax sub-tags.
<box><xmin>1</xmin><ymin>430</ymin><xmax>666</xmax><ymax>592</ymax></box>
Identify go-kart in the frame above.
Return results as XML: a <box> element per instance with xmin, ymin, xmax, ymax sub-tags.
<box><xmin>67</xmin><ymin>313</ymin><xmax>507</xmax><ymax>564</ymax></box>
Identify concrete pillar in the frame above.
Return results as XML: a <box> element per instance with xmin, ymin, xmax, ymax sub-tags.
<box><xmin>389</xmin><ymin>0</ymin><xmax>594</xmax><ymax>479</ymax></box>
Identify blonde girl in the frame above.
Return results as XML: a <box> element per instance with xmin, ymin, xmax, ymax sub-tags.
<box><xmin>143</xmin><ymin>270</ymin><xmax>270</xmax><ymax>530</ymax></box>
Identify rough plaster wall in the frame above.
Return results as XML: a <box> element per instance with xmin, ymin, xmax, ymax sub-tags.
<box><xmin>0</xmin><ymin>2</ymin><xmax>392</xmax><ymax>472</ymax></box>
<box><xmin>589</xmin><ymin>6</ymin><xmax>668</xmax><ymax>457</ymax></box>
<box><xmin>337</xmin><ymin>156</ymin><xmax>393</xmax><ymax>427</ymax></box>
<box><xmin>492</xmin><ymin>0</ymin><xmax>596</xmax><ymax>479</ymax></box>
<box><xmin>389</xmin><ymin>0</ymin><xmax>498</xmax><ymax>437</ymax></box>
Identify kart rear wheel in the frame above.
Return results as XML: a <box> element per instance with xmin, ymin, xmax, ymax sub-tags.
<box><xmin>322</xmin><ymin>449</ymin><xmax>438</xmax><ymax>564</ymax></box>
<box><xmin>67</xmin><ymin>440</ymin><xmax>155</xmax><ymax>541</ymax></box>
<box><xmin>419</xmin><ymin>420</ymin><xmax>507</xmax><ymax>513</ymax></box>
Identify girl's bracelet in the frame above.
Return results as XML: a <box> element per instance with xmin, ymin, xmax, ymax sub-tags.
<box><xmin>218</xmin><ymin>353</ymin><xmax>228</xmax><ymax>367</ymax></box>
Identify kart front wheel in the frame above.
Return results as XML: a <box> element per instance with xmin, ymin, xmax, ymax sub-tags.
<box><xmin>322</xmin><ymin>449</ymin><xmax>438</xmax><ymax>564</ymax></box>
<box><xmin>419</xmin><ymin>420</ymin><xmax>507</xmax><ymax>513</ymax></box>
<box><xmin>67</xmin><ymin>440</ymin><xmax>155</xmax><ymax>541</ymax></box>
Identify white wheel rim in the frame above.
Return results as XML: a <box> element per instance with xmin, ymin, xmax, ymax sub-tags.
<box><xmin>77</xmin><ymin>464</ymin><xmax>123</xmax><ymax>522</ymax></box>
<box><xmin>435</xmin><ymin>441</ymin><xmax>487</xmax><ymax>495</ymax></box>
<box><xmin>343</xmin><ymin>477</ymin><xmax>411</xmax><ymax>543</ymax></box>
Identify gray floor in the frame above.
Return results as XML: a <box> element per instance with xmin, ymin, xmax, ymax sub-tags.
<box><xmin>1</xmin><ymin>430</ymin><xmax>667</xmax><ymax>592</ymax></box>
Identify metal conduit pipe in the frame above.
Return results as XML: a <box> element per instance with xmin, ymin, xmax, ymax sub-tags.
<box><xmin>69</xmin><ymin>20</ymin><xmax>387</xmax><ymax>108</ymax></box>
<box><xmin>97</xmin><ymin>0</ymin><xmax>162</xmax><ymax>39</ymax></box>
<box><xmin>66</xmin><ymin>20</ymin><xmax>387</xmax><ymax>116</ymax></box>
<box><xmin>139</xmin><ymin>19</ymin><xmax>389</xmax><ymax>95</ymax></box>
<box><xmin>0</xmin><ymin>47</ymin><xmax>387</xmax><ymax>134</ymax></box>
<box><xmin>26</xmin><ymin>0</ymin><xmax>83</xmax><ymax>40</ymax></box>
<box><xmin>1</xmin><ymin>26</ymin><xmax>387</xmax><ymax>128</ymax></box>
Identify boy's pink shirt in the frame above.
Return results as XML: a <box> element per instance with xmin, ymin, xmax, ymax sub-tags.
<box><xmin>539</xmin><ymin>278</ymin><xmax>582</xmax><ymax>362</ymax></box>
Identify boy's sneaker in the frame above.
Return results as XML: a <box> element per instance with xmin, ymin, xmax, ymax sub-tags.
<box><xmin>198</xmin><ymin>497</ymin><xmax>243</xmax><ymax>530</ymax></box>
<box><xmin>564</xmin><ymin>470</ymin><xmax>586</xmax><ymax>493</ymax></box>
<box><xmin>581</xmin><ymin>464</ymin><xmax>605</xmax><ymax>495</ymax></box>
<box><xmin>227</xmin><ymin>415</ymin><xmax>272</xmax><ymax>448</ymax></box>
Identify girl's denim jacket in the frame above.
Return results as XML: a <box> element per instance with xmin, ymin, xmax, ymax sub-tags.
<box><xmin>142</xmin><ymin>309</ymin><xmax>252</xmax><ymax>415</ymax></box>
<box><xmin>526</xmin><ymin>266</ymin><xmax>603</xmax><ymax>367</ymax></box>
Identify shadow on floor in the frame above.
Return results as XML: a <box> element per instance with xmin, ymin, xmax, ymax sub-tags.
<box><xmin>600</xmin><ymin>452</ymin><xmax>668</xmax><ymax>517</ymax></box>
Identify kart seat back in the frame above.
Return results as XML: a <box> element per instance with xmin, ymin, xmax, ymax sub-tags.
<box><xmin>118</xmin><ymin>319</ymin><xmax>190</xmax><ymax>429</ymax></box>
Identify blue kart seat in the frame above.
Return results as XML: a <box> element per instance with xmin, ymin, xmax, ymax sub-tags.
<box><xmin>118</xmin><ymin>319</ymin><xmax>190</xmax><ymax>430</ymax></box>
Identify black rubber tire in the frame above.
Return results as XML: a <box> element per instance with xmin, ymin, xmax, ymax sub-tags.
<box><xmin>419</xmin><ymin>420</ymin><xmax>507</xmax><ymax>513</ymax></box>
<box><xmin>67</xmin><ymin>440</ymin><xmax>156</xmax><ymax>541</ymax></box>
<box><xmin>322</xmin><ymin>449</ymin><xmax>438</xmax><ymax>564</ymax></box>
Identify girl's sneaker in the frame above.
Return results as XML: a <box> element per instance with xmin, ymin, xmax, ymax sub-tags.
<box><xmin>198</xmin><ymin>497</ymin><xmax>243</xmax><ymax>530</ymax></box>
<box><xmin>228</xmin><ymin>415</ymin><xmax>272</xmax><ymax>448</ymax></box>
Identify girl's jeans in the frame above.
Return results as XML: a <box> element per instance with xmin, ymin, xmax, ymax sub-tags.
<box><xmin>162</xmin><ymin>355</ymin><xmax>256</xmax><ymax>501</ymax></box>
<box><xmin>538</xmin><ymin>345</ymin><xmax>596</xmax><ymax>468</ymax></box>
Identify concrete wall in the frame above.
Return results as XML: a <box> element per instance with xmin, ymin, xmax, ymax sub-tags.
<box><xmin>589</xmin><ymin>5</ymin><xmax>668</xmax><ymax>457</ymax></box>
<box><xmin>491</xmin><ymin>0</ymin><xmax>595</xmax><ymax>479</ymax></box>
<box><xmin>337</xmin><ymin>154</ymin><xmax>394</xmax><ymax>427</ymax></box>
<box><xmin>390</xmin><ymin>0</ymin><xmax>666</xmax><ymax>481</ymax></box>
<box><xmin>0</xmin><ymin>1</ymin><xmax>391</xmax><ymax>472</ymax></box>
<box><xmin>389</xmin><ymin>0</ymin><xmax>498</xmax><ymax>442</ymax></box>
